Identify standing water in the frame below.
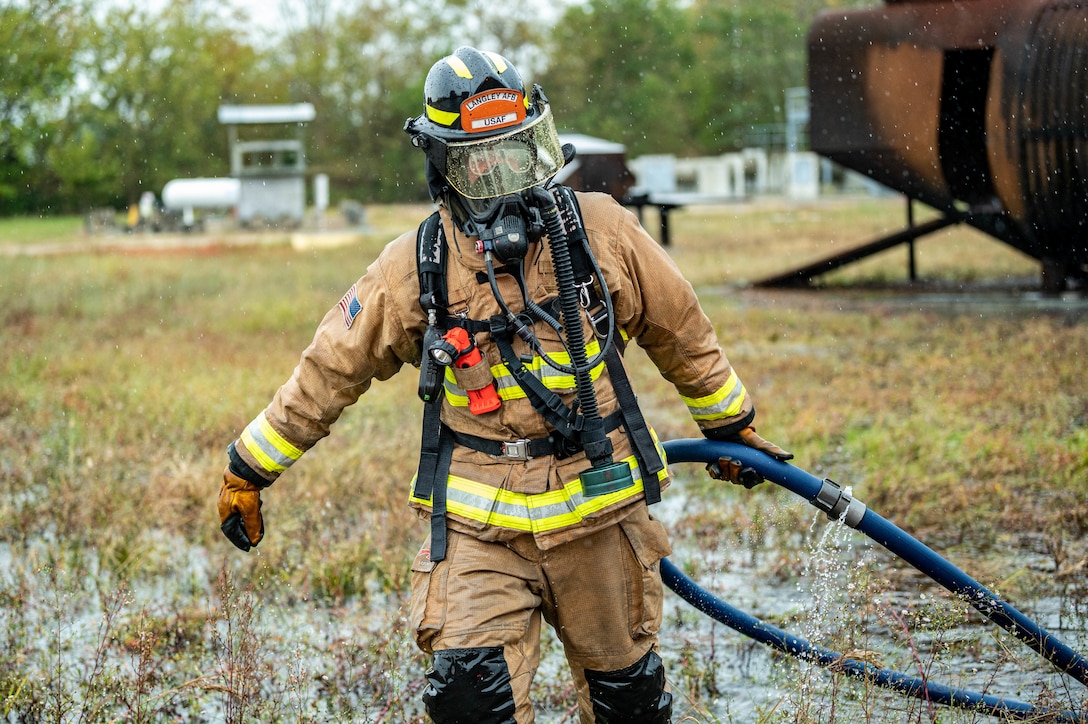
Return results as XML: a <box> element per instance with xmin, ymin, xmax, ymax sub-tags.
<box><xmin>657</xmin><ymin>471</ymin><xmax>1088</xmax><ymax>723</ymax></box>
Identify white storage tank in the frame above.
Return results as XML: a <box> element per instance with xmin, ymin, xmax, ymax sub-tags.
<box><xmin>162</xmin><ymin>178</ymin><xmax>241</xmax><ymax>212</ymax></box>
<box><xmin>162</xmin><ymin>177</ymin><xmax>241</xmax><ymax>228</ymax></box>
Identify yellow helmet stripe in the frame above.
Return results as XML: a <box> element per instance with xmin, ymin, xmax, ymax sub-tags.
<box><xmin>482</xmin><ymin>51</ymin><xmax>508</xmax><ymax>74</ymax></box>
<box><xmin>445</xmin><ymin>55</ymin><xmax>473</xmax><ymax>78</ymax></box>
<box><xmin>426</xmin><ymin>104</ymin><xmax>460</xmax><ymax>128</ymax></box>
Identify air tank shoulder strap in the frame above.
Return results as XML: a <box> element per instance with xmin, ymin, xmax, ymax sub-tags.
<box><xmin>417</xmin><ymin>211</ymin><xmax>446</xmax><ymax>315</ymax></box>
<box><xmin>413</xmin><ymin>211</ymin><xmax>454</xmax><ymax>561</ymax></box>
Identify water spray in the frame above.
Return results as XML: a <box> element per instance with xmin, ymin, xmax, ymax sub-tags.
<box><xmin>661</xmin><ymin>437</ymin><xmax>1088</xmax><ymax>722</ymax></box>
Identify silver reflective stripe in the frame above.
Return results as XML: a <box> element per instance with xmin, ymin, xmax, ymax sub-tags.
<box><xmin>239</xmin><ymin>412</ymin><xmax>303</xmax><ymax>474</ymax></box>
<box><xmin>683</xmin><ymin>371</ymin><xmax>748</xmax><ymax>421</ymax></box>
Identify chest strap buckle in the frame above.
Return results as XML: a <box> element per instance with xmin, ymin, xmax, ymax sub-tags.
<box><xmin>501</xmin><ymin>439</ymin><xmax>533</xmax><ymax>461</ymax></box>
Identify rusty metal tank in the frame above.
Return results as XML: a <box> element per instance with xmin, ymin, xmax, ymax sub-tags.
<box><xmin>808</xmin><ymin>0</ymin><xmax>1088</xmax><ymax>288</ymax></box>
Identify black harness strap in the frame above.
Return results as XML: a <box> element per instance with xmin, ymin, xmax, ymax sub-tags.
<box><xmin>489</xmin><ymin>319</ymin><xmax>583</xmax><ymax>442</ymax></box>
<box><xmin>414</xmin><ymin>382</ymin><xmax>454</xmax><ymax>559</ymax></box>
<box><xmin>426</xmin><ymin>427</ymin><xmax>453</xmax><ymax>561</ymax></box>
<box><xmin>603</xmin><ymin>345</ymin><xmax>665</xmax><ymax>503</ymax></box>
<box><xmin>449</xmin><ymin>410</ymin><xmax>625</xmax><ymax>459</ymax></box>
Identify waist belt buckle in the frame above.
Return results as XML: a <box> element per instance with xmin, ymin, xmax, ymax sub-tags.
<box><xmin>501</xmin><ymin>439</ymin><xmax>532</xmax><ymax>461</ymax></box>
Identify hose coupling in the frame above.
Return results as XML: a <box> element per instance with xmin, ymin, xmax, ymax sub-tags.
<box><xmin>813</xmin><ymin>478</ymin><xmax>867</xmax><ymax>528</ymax></box>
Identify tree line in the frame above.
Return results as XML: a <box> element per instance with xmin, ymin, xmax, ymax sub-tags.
<box><xmin>0</xmin><ymin>0</ymin><xmax>871</xmax><ymax>215</ymax></box>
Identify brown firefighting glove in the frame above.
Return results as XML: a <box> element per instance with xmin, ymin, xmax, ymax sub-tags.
<box><xmin>734</xmin><ymin>425</ymin><xmax>793</xmax><ymax>461</ymax></box>
<box><xmin>706</xmin><ymin>426</ymin><xmax>793</xmax><ymax>489</ymax></box>
<box><xmin>217</xmin><ymin>467</ymin><xmax>264</xmax><ymax>552</ymax></box>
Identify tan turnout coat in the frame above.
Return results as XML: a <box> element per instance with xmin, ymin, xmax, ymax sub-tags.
<box><xmin>231</xmin><ymin>191</ymin><xmax>755</xmax><ymax>549</ymax></box>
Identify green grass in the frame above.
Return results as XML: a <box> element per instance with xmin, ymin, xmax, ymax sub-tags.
<box><xmin>0</xmin><ymin>213</ymin><xmax>88</xmax><ymax>244</ymax></box>
<box><xmin>1</xmin><ymin>196</ymin><xmax>1085</xmax><ymax>722</ymax></box>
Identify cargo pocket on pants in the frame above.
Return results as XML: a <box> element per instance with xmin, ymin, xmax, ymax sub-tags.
<box><xmin>618</xmin><ymin>506</ymin><xmax>673</xmax><ymax>640</ymax></box>
<box><xmin>410</xmin><ymin>534</ymin><xmax>450</xmax><ymax>655</ymax></box>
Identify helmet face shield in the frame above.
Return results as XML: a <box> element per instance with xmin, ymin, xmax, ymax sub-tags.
<box><xmin>442</xmin><ymin>106</ymin><xmax>564</xmax><ymax>202</ymax></box>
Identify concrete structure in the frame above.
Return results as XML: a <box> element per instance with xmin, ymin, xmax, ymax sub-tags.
<box><xmin>629</xmin><ymin>148</ymin><xmax>778</xmax><ymax>200</ymax></box>
<box><xmin>217</xmin><ymin>103</ymin><xmax>316</xmax><ymax>227</ymax></box>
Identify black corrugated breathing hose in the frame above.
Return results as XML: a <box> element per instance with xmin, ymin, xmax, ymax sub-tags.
<box><xmin>529</xmin><ymin>185</ymin><xmax>610</xmax><ymax>466</ymax></box>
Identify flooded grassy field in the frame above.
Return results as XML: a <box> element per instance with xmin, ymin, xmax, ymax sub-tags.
<box><xmin>1</xmin><ymin>195</ymin><xmax>1086</xmax><ymax>722</ymax></box>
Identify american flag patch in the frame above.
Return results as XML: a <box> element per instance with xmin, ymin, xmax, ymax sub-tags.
<box><xmin>337</xmin><ymin>284</ymin><xmax>362</xmax><ymax>328</ymax></box>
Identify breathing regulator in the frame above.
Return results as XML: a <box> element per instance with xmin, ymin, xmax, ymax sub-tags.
<box><xmin>404</xmin><ymin>46</ymin><xmax>632</xmax><ymax>497</ymax></box>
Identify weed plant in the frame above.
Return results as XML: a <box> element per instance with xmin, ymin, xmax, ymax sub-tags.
<box><xmin>1</xmin><ymin>197</ymin><xmax>1086</xmax><ymax>721</ymax></box>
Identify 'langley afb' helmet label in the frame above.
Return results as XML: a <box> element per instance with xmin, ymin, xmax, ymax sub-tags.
<box><xmin>462</xmin><ymin>90</ymin><xmax>526</xmax><ymax>133</ymax></box>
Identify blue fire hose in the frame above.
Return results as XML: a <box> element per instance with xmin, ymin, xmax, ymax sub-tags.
<box><xmin>660</xmin><ymin>438</ymin><xmax>1088</xmax><ymax>722</ymax></box>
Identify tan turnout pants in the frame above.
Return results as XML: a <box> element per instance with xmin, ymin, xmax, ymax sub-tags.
<box><xmin>409</xmin><ymin>504</ymin><xmax>673</xmax><ymax>723</ymax></box>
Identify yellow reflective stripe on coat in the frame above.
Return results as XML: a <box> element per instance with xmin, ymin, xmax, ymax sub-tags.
<box><xmin>443</xmin><ymin>340</ymin><xmax>606</xmax><ymax>406</ymax></box>
<box><xmin>410</xmin><ymin>452</ymin><xmax>669</xmax><ymax>534</ymax></box>
<box><xmin>239</xmin><ymin>411</ymin><xmax>303</xmax><ymax>475</ymax></box>
<box><xmin>681</xmin><ymin>370</ymin><xmax>748</xmax><ymax>421</ymax></box>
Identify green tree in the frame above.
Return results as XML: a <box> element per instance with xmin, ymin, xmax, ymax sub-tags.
<box><xmin>55</xmin><ymin>0</ymin><xmax>266</xmax><ymax>211</ymax></box>
<box><xmin>0</xmin><ymin>0</ymin><xmax>881</xmax><ymax>214</ymax></box>
<box><xmin>0</xmin><ymin>0</ymin><xmax>86</xmax><ymax>213</ymax></box>
<box><xmin>271</xmin><ymin>0</ymin><xmax>551</xmax><ymax>203</ymax></box>
<box><xmin>540</xmin><ymin>0</ymin><xmax>852</xmax><ymax>157</ymax></box>
<box><xmin>540</xmin><ymin>0</ymin><xmax>695</xmax><ymax>157</ymax></box>
<box><xmin>683</xmin><ymin>0</ymin><xmax>809</xmax><ymax>152</ymax></box>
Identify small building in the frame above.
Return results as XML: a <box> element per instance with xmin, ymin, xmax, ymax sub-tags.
<box><xmin>217</xmin><ymin>103</ymin><xmax>316</xmax><ymax>227</ymax></box>
<box><xmin>555</xmin><ymin>133</ymin><xmax>636</xmax><ymax>202</ymax></box>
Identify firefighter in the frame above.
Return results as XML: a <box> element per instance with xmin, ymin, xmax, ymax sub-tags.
<box><xmin>217</xmin><ymin>46</ymin><xmax>792</xmax><ymax>723</ymax></box>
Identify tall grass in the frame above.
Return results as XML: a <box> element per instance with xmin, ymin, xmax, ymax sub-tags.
<box><xmin>1</xmin><ymin>196</ymin><xmax>1085</xmax><ymax>721</ymax></box>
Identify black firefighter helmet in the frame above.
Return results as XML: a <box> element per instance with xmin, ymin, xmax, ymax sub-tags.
<box><xmin>404</xmin><ymin>46</ymin><xmax>565</xmax><ymax>227</ymax></box>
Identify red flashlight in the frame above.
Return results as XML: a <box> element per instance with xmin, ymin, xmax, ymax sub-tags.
<box><xmin>430</xmin><ymin>327</ymin><xmax>501</xmax><ymax>415</ymax></box>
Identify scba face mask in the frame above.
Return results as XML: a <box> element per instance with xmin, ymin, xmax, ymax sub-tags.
<box><xmin>455</xmin><ymin>190</ymin><xmax>545</xmax><ymax>264</ymax></box>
